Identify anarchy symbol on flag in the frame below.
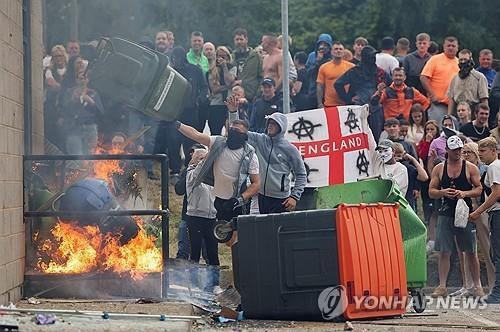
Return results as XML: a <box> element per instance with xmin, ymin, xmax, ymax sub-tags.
<box><xmin>285</xmin><ymin>105</ymin><xmax>376</xmax><ymax>188</ymax></box>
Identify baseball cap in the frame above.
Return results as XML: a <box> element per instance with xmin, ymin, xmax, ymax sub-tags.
<box><xmin>261</xmin><ymin>77</ymin><xmax>276</xmax><ymax>87</ymax></box>
<box><xmin>446</xmin><ymin>135</ymin><xmax>464</xmax><ymax>150</ymax></box>
<box><xmin>376</xmin><ymin>139</ymin><xmax>394</xmax><ymax>150</ymax></box>
<box><xmin>381</xmin><ymin>37</ymin><xmax>395</xmax><ymax>50</ymax></box>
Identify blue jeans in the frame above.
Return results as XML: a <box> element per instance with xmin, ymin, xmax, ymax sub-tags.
<box><xmin>176</xmin><ymin>219</ymin><xmax>190</xmax><ymax>260</ymax></box>
<box><xmin>176</xmin><ymin>219</ymin><xmax>209</xmax><ymax>261</ymax></box>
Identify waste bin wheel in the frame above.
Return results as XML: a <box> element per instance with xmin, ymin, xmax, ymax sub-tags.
<box><xmin>412</xmin><ymin>290</ymin><xmax>426</xmax><ymax>313</ymax></box>
<box><xmin>213</xmin><ymin>220</ymin><xmax>233</xmax><ymax>243</ymax></box>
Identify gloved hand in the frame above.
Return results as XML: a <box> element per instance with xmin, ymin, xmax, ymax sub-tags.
<box><xmin>223</xmin><ymin>196</ymin><xmax>244</xmax><ymax>212</ymax></box>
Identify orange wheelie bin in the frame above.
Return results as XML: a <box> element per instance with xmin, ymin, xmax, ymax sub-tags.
<box><xmin>336</xmin><ymin>203</ymin><xmax>408</xmax><ymax>319</ymax></box>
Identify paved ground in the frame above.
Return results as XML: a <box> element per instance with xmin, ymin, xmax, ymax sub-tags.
<box><xmin>1</xmin><ymin>299</ymin><xmax>195</xmax><ymax>331</ymax></box>
<box><xmin>1</xmin><ymin>297</ymin><xmax>499</xmax><ymax>331</ymax></box>
<box><xmin>193</xmin><ymin>302</ymin><xmax>500</xmax><ymax>331</ymax></box>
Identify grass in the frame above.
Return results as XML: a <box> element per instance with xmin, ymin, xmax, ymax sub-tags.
<box><xmin>145</xmin><ymin>175</ymin><xmax>233</xmax><ymax>268</ymax></box>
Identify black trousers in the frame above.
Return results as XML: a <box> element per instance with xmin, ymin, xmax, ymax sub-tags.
<box><xmin>186</xmin><ymin>216</ymin><xmax>219</xmax><ymax>266</ymax></box>
<box><xmin>258</xmin><ymin>194</ymin><xmax>287</xmax><ymax>214</ymax></box>
<box><xmin>214</xmin><ymin>197</ymin><xmax>243</xmax><ymax>221</ymax></box>
<box><xmin>154</xmin><ymin>121</ymin><xmax>182</xmax><ymax>173</ymax></box>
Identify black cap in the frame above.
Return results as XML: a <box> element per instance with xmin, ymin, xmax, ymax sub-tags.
<box><xmin>261</xmin><ymin>77</ymin><xmax>276</xmax><ymax>87</ymax></box>
<box><xmin>381</xmin><ymin>37</ymin><xmax>395</xmax><ymax>50</ymax></box>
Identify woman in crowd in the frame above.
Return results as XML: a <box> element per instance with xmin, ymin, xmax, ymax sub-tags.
<box><xmin>417</xmin><ymin>120</ymin><xmax>440</xmax><ymax>234</ymax></box>
<box><xmin>207</xmin><ymin>45</ymin><xmax>236</xmax><ymax>135</ymax></box>
<box><xmin>456</xmin><ymin>102</ymin><xmax>472</xmax><ymax>130</ymax></box>
<box><xmin>407</xmin><ymin>103</ymin><xmax>427</xmax><ymax>145</ymax></box>
<box><xmin>185</xmin><ymin>148</ymin><xmax>220</xmax><ymax>293</ymax></box>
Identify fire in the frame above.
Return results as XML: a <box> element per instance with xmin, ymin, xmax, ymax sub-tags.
<box><xmin>37</xmin><ymin>218</ymin><xmax>162</xmax><ymax>279</ymax></box>
<box><xmin>102</xmin><ymin>217</ymin><xmax>162</xmax><ymax>280</ymax></box>
<box><xmin>92</xmin><ymin>147</ymin><xmax>125</xmax><ymax>190</ymax></box>
<box><xmin>37</xmin><ymin>222</ymin><xmax>101</xmax><ymax>274</ymax></box>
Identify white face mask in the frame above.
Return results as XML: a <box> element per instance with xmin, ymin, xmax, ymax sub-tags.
<box><xmin>377</xmin><ymin>148</ymin><xmax>393</xmax><ymax>163</ymax></box>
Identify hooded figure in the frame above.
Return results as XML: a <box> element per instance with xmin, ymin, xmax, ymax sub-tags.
<box><xmin>229</xmin><ymin>111</ymin><xmax>307</xmax><ymax>213</ymax></box>
<box><xmin>334</xmin><ymin>45</ymin><xmax>390</xmax><ymax>141</ymax></box>
<box><xmin>305</xmin><ymin>34</ymin><xmax>333</xmax><ymax>108</ymax></box>
<box><xmin>305</xmin><ymin>33</ymin><xmax>333</xmax><ymax>69</ymax></box>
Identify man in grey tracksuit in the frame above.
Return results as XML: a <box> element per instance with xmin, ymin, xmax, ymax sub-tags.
<box><xmin>227</xmin><ymin>96</ymin><xmax>307</xmax><ymax>213</ymax></box>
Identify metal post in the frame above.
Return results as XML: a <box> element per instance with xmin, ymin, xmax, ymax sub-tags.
<box><xmin>281</xmin><ymin>0</ymin><xmax>290</xmax><ymax>114</ymax></box>
<box><xmin>160</xmin><ymin>156</ymin><xmax>169</xmax><ymax>298</ymax></box>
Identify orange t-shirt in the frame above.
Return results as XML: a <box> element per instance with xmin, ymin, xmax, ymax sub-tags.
<box><xmin>420</xmin><ymin>53</ymin><xmax>458</xmax><ymax>104</ymax></box>
<box><xmin>317</xmin><ymin>60</ymin><xmax>355</xmax><ymax>106</ymax></box>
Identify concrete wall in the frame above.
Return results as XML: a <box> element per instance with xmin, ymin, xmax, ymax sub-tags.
<box><xmin>0</xmin><ymin>0</ymin><xmax>43</xmax><ymax>305</ymax></box>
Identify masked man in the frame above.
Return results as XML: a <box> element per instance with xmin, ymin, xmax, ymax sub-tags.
<box><xmin>372</xmin><ymin>139</ymin><xmax>409</xmax><ymax>196</ymax></box>
<box><xmin>447</xmin><ymin>49</ymin><xmax>489</xmax><ymax>117</ymax></box>
<box><xmin>175</xmin><ymin>119</ymin><xmax>260</xmax><ymax>222</ymax></box>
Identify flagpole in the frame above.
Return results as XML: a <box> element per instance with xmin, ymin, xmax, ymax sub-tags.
<box><xmin>281</xmin><ymin>0</ymin><xmax>290</xmax><ymax>114</ymax></box>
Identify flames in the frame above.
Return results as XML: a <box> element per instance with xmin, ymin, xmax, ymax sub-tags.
<box><xmin>37</xmin><ymin>217</ymin><xmax>162</xmax><ymax>279</ymax></box>
<box><xmin>93</xmin><ymin>147</ymin><xmax>125</xmax><ymax>191</ymax></box>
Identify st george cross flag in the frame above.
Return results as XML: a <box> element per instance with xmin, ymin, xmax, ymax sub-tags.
<box><xmin>285</xmin><ymin>105</ymin><xmax>377</xmax><ymax>187</ymax></box>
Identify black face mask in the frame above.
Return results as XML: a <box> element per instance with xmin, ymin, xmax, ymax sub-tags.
<box><xmin>458</xmin><ymin>60</ymin><xmax>474</xmax><ymax>79</ymax></box>
<box><xmin>226</xmin><ymin>128</ymin><xmax>248</xmax><ymax>150</ymax></box>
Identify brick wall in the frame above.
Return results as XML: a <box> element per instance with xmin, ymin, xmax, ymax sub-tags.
<box><xmin>0</xmin><ymin>0</ymin><xmax>43</xmax><ymax>305</ymax></box>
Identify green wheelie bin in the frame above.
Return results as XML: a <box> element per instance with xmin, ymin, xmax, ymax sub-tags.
<box><xmin>315</xmin><ymin>178</ymin><xmax>427</xmax><ymax>310</ymax></box>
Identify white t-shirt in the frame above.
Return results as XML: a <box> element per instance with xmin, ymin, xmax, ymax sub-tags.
<box><xmin>376</xmin><ymin>53</ymin><xmax>399</xmax><ymax>76</ymax></box>
<box><xmin>210</xmin><ymin>136</ymin><xmax>259</xmax><ymax>199</ymax></box>
<box><xmin>373</xmin><ymin>159</ymin><xmax>409</xmax><ymax>196</ymax></box>
<box><xmin>484</xmin><ymin>159</ymin><xmax>500</xmax><ymax>212</ymax></box>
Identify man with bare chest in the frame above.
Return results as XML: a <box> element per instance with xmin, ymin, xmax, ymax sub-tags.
<box><xmin>261</xmin><ymin>33</ymin><xmax>283</xmax><ymax>91</ymax></box>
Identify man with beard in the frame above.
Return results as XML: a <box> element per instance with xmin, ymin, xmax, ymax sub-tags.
<box><xmin>232</xmin><ymin>28</ymin><xmax>262</xmax><ymax>103</ymax></box>
<box><xmin>155</xmin><ymin>31</ymin><xmax>175</xmax><ymax>56</ymax></box>
<box><xmin>334</xmin><ymin>45</ymin><xmax>390</xmax><ymax>140</ymax></box>
<box><xmin>154</xmin><ymin>46</ymin><xmax>208</xmax><ymax>182</ymax></box>
<box><xmin>447</xmin><ymin>49</ymin><xmax>489</xmax><ymax>117</ymax></box>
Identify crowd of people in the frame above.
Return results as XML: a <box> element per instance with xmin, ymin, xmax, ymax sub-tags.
<box><xmin>42</xmin><ymin>28</ymin><xmax>500</xmax><ymax>301</ymax></box>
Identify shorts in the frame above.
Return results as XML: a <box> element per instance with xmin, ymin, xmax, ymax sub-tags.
<box><xmin>435</xmin><ymin>215</ymin><xmax>476</xmax><ymax>253</ymax></box>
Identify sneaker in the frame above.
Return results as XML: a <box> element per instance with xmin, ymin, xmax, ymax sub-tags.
<box><xmin>426</xmin><ymin>240</ymin><xmax>435</xmax><ymax>253</ymax></box>
<box><xmin>473</xmin><ymin>287</ymin><xmax>486</xmax><ymax>298</ymax></box>
<box><xmin>431</xmin><ymin>286</ymin><xmax>447</xmax><ymax>298</ymax></box>
<box><xmin>449</xmin><ymin>287</ymin><xmax>468</xmax><ymax>297</ymax></box>
<box><xmin>213</xmin><ymin>286</ymin><xmax>224</xmax><ymax>295</ymax></box>
<box><xmin>170</xmin><ymin>173</ymin><xmax>180</xmax><ymax>185</ymax></box>
<box><xmin>484</xmin><ymin>292</ymin><xmax>500</xmax><ymax>304</ymax></box>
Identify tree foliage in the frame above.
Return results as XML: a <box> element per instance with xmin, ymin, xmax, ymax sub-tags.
<box><xmin>45</xmin><ymin>0</ymin><xmax>500</xmax><ymax>58</ymax></box>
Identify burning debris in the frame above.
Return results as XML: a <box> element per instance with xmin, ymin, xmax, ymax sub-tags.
<box><xmin>36</xmin><ymin>217</ymin><xmax>162</xmax><ymax>280</ymax></box>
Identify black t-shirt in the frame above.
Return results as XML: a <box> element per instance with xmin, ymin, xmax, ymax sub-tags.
<box><xmin>460</xmin><ymin>122</ymin><xmax>491</xmax><ymax>142</ymax></box>
<box><xmin>292</xmin><ymin>68</ymin><xmax>311</xmax><ymax>111</ymax></box>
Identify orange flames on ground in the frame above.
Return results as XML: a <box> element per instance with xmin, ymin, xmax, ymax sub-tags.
<box><xmin>37</xmin><ymin>217</ymin><xmax>162</xmax><ymax>279</ymax></box>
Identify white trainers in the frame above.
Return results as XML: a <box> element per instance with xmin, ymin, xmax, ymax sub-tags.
<box><xmin>213</xmin><ymin>286</ymin><xmax>224</xmax><ymax>295</ymax></box>
<box><xmin>449</xmin><ymin>287</ymin><xmax>469</xmax><ymax>297</ymax></box>
<box><xmin>426</xmin><ymin>240</ymin><xmax>435</xmax><ymax>253</ymax></box>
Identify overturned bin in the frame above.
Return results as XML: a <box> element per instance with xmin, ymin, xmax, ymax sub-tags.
<box><xmin>316</xmin><ymin>179</ymin><xmax>427</xmax><ymax>291</ymax></box>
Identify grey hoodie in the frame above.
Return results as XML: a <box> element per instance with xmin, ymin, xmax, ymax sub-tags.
<box><xmin>229</xmin><ymin>111</ymin><xmax>307</xmax><ymax>200</ymax></box>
